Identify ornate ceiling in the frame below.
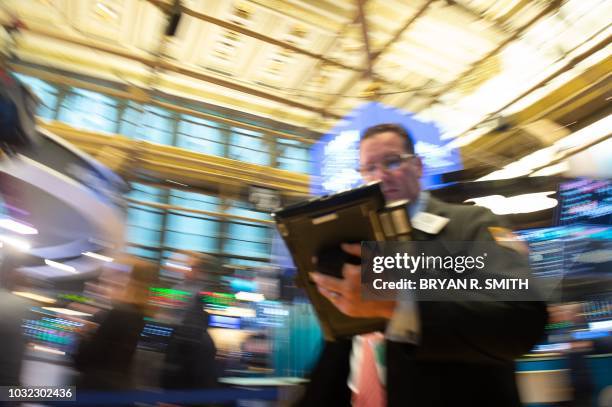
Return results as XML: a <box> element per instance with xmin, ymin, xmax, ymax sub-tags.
<box><xmin>1</xmin><ymin>0</ymin><xmax>610</xmax><ymax>158</ymax></box>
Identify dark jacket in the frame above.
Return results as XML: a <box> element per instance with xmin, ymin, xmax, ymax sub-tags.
<box><xmin>0</xmin><ymin>290</ymin><xmax>27</xmax><ymax>386</ymax></box>
<box><xmin>301</xmin><ymin>197</ymin><xmax>548</xmax><ymax>407</ymax></box>
<box><xmin>161</xmin><ymin>296</ymin><xmax>218</xmax><ymax>389</ymax></box>
<box><xmin>74</xmin><ymin>302</ymin><xmax>145</xmax><ymax>390</ymax></box>
<box><xmin>385</xmin><ymin>197</ymin><xmax>548</xmax><ymax>406</ymax></box>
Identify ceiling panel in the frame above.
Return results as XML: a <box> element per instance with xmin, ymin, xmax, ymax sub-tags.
<box><xmin>1</xmin><ymin>0</ymin><xmax>608</xmax><ymax>145</ymax></box>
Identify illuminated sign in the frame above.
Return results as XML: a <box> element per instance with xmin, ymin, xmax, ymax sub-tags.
<box><xmin>149</xmin><ymin>287</ymin><xmax>191</xmax><ymax>307</ymax></box>
<box><xmin>209</xmin><ymin>315</ymin><xmax>241</xmax><ymax>329</ymax></box>
<box><xmin>59</xmin><ymin>293</ymin><xmax>93</xmax><ymax>304</ymax></box>
<box><xmin>201</xmin><ymin>291</ymin><xmax>236</xmax><ymax>307</ymax></box>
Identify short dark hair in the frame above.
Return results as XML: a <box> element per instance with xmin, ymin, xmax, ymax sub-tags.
<box><xmin>361</xmin><ymin>123</ymin><xmax>415</xmax><ymax>154</ymax></box>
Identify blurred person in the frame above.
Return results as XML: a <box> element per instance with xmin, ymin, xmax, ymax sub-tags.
<box><xmin>0</xmin><ymin>253</ymin><xmax>28</xmax><ymax>387</ymax></box>
<box><xmin>168</xmin><ymin>251</ymin><xmax>220</xmax><ymax>298</ymax></box>
<box><xmin>73</xmin><ymin>258</ymin><xmax>158</xmax><ymax>390</ymax></box>
<box><xmin>557</xmin><ymin>303</ymin><xmax>595</xmax><ymax>407</ymax></box>
<box><xmin>0</xmin><ymin>66</ymin><xmax>38</xmax><ymax>155</ymax></box>
<box><xmin>240</xmin><ymin>332</ymin><xmax>271</xmax><ymax>371</ymax></box>
<box><xmin>160</xmin><ymin>294</ymin><xmax>218</xmax><ymax>391</ymax></box>
<box><xmin>307</xmin><ymin>123</ymin><xmax>548</xmax><ymax>406</ymax></box>
<box><xmin>161</xmin><ymin>252</ymin><xmax>219</xmax><ymax>392</ymax></box>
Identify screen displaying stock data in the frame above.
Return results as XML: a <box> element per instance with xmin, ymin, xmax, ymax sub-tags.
<box><xmin>557</xmin><ymin>178</ymin><xmax>611</xmax><ymax>226</ymax></box>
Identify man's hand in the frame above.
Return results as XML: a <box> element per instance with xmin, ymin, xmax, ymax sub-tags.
<box><xmin>310</xmin><ymin>243</ymin><xmax>395</xmax><ymax>319</ymax></box>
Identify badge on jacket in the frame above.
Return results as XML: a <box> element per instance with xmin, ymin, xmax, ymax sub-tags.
<box><xmin>411</xmin><ymin>212</ymin><xmax>449</xmax><ymax>235</ymax></box>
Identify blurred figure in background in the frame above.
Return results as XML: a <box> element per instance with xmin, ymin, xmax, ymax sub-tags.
<box><xmin>555</xmin><ymin>303</ymin><xmax>595</xmax><ymax>407</ymax></box>
<box><xmin>169</xmin><ymin>251</ymin><xmax>222</xmax><ymax>297</ymax></box>
<box><xmin>161</xmin><ymin>251</ymin><xmax>219</xmax><ymax>391</ymax></box>
<box><xmin>0</xmin><ymin>253</ymin><xmax>28</xmax><ymax>388</ymax></box>
<box><xmin>161</xmin><ymin>293</ymin><xmax>218</xmax><ymax>390</ymax></box>
<box><xmin>73</xmin><ymin>258</ymin><xmax>158</xmax><ymax>390</ymax></box>
<box><xmin>240</xmin><ymin>332</ymin><xmax>271</xmax><ymax>372</ymax></box>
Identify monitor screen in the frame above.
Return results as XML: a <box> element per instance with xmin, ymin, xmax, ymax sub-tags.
<box><xmin>516</xmin><ymin>225</ymin><xmax>611</xmax><ymax>304</ymax></box>
<box><xmin>209</xmin><ymin>315</ymin><xmax>241</xmax><ymax>329</ymax></box>
<box><xmin>516</xmin><ymin>225</ymin><xmax>611</xmax><ymax>278</ymax></box>
<box><xmin>557</xmin><ymin>178</ymin><xmax>611</xmax><ymax>226</ymax></box>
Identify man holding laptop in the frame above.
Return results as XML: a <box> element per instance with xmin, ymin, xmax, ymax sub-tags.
<box><xmin>308</xmin><ymin>123</ymin><xmax>547</xmax><ymax>406</ymax></box>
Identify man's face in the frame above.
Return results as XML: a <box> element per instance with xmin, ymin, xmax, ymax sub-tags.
<box><xmin>359</xmin><ymin>131</ymin><xmax>422</xmax><ymax>202</ymax></box>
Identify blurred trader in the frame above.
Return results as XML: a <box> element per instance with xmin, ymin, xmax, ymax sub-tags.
<box><xmin>161</xmin><ymin>252</ymin><xmax>218</xmax><ymax>391</ymax></box>
<box><xmin>309</xmin><ymin>123</ymin><xmax>548</xmax><ymax>406</ymax></box>
<box><xmin>167</xmin><ymin>251</ymin><xmax>221</xmax><ymax>300</ymax></box>
<box><xmin>74</xmin><ymin>258</ymin><xmax>158</xmax><ymax>390</ymax></box>
<box><xmin>0</xmin><ymin>255</ymin><xmax>28</xmax><ymax>388</ymax></box>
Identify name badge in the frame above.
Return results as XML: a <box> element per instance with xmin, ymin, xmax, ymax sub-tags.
<box><xmin>411</xmin><ymin>212</ymin><xmax>449</xmax><ymax>235</ymax></box>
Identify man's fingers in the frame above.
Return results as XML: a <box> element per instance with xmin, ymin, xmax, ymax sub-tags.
<box><xmin>318</xmin><ymin>286</ymin><xmax>337</xmax><ymax>301</ymax></box>
<box><xmin>319</xmin><ymin>287</ymin><xmax>352</xmax><ymax>315</ymax></box>
<box><xmin>341</xmin><ymin>242</ymin><xmax>362</xmax><ymax>257</ymax></box>
<box><xmin>310</xmin><ymin>272</ymin><xmax>345</xmax><ymax>293</ymax></box>
<box><xmin>341</xmin><ymin>263</ymin><xmax>361</xmax><ymax>285</ymax></box>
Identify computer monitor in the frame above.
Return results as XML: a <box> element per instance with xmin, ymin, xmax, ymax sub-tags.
<box><xmin>557</xmin><ymin>178</ymin><xmax>611</xmax><ymax>226</ymax></box>
<box><xmin>516</xmin><ymin>224</ymin><xmax>611</xmax><ymax>309</ymax></box>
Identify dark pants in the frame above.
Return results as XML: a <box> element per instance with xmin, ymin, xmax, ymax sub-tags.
<box><xmin>386</xmin><ymin>340</ymin><xmax>522</xmax><ymax>407</ymax></box>
<box><xmin>298</xmin><ymin>339</ymin><xmax>352</xmax><ymax>407</ymax></box>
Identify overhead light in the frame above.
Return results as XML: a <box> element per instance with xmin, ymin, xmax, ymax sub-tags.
<box><xmin>589</xmin><ymin>320</ymin><xmax>612</xmax><ymax>331</ymax></box>
<box><xmin>0</xmin><ymin>235</ymin><xmax>31</xmax><ymax>251</ymax></box>
<box><xmin>555</xmin><ymin>115</ymin><xmax>610</xmax><ymax>151</ymax></box>
<box><xmin>41</xmin><ymin>307</ymin><xmax>92</xmax><ymax>317</ymax></box>
<box><xmin>88</xmin><ymin>237</ymin><xmax>114</xmax><ymax>249</ymax></box>
<box><xmin>32</xmin><ymin>345</ymin><xmax>66</xmax><ymax>356</ymax></box>
<box><xmin>166</xmin><ymin>179</ymin><xmax>188</xmax><ymax>187</ymax></box>
<box><xmin>235</xmin><ymin>291</ymin><xmax>265</xmax><ymax>302</ymax></box>
<box><xmin>95</xmin><ymin>2</ymin><xmax>118</xmax><ymax>20</ymax></box>
<box><xmin>477</xmin><ymin>167</ymin><xmax>532</xmax><ymax>181</ymax></box>
<box><xmin>206</xmin><ymin>306</ymin><xmax>256</xmax><ymax>318</ymax></box>
<box><xmin>566</xmin><ymin>138</ymin><xmax>612</xmax><ymax>179</ymax></box>
<box><xmin>465</xmin><ymin>192</ymin><xmax>557</xmax><ymax>215</ymax></box>
<box><xmin>530</xmin><ymin>161</ymin><xmax>569</xmax><ymax>177</ymax></box>
<box><xmin>44</xmin><ymin>259</ymin><xmax>77</xmax><ymax>274</ymax></box>
<box><xmin>82</xmin><ymin>252</ymin><xmax>113</xmax><ymax>262</ymax></box>
<box><xmin>12</xmin><ymin>291</ymin><xmax>56</xmax><ymax>304</ymax></box>
<box><xmin>478</xmin><ymin>115</ymin><xmax>612</xmax><ymax>181</ymax></box>
<box><xmin>0</xmin><ymin>218</ymin><xmax>38</xmax><ymax>235</ymax></box>
<box><xmin>165</xmin><ymin>261</ymin><xmax>191</xmax><ymax>271</ymax></box>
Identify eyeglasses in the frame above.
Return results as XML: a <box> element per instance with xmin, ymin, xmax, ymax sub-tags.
<box><xmin>359</xmin><ymin>153</ymin><xmax>416</xmax><ymax>178</ymax></box>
